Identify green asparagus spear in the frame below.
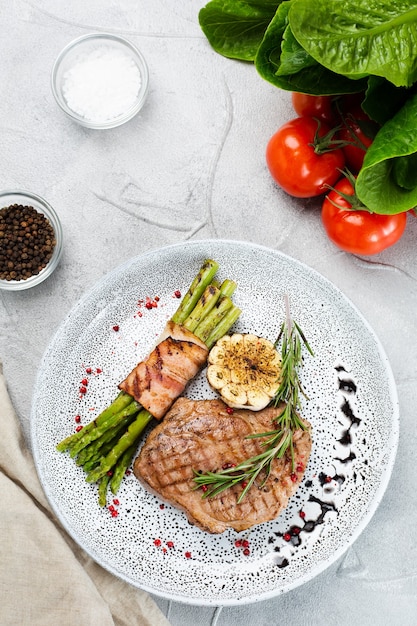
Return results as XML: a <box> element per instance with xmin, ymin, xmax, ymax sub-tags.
<box><xmin>218</xmin><ymin>278</ymin><xmax>238</xmax><ymax>299</ymax></box>
<box><xmin>110</xmin><ymin>443</ymin><xmax>137</xmax><ymax>495</ymax></box>
<box><xmin>182</xmin><ymin>278</ymin><xmax>237</xmax><ymax>332</ymax></box>
<box><xmin>86</xmin><ymin>410</ymin><xmax>153</xmax><ymax>484</ymax></box>
<box><xmin>69</xmin><ymin>400</ymin><xmax>141</xmax><ymax>458</ymax></box>
<box><xmin>82</xmin><ymin>441</ymin><xmax>116</xmax><ymax>473</ymax></box>
<box><xmin>182</xmin><ymin>283</ymin><xmax>221</xmax><ymax>332</ymax></box>
<box><xmin>193</xmin><ymin>295</ymin><xmax>234</xmax><ymax>343</ymax></box>
<box><xmin>82</xmin><ymin>426</ymin><xmax>135</xmax><ymax>472</ymax></box>
<box><xmin>56</xmin><ymin>391</ymin><xmax>133</xmax><ymax>452</ymax></box>
<box><xmin>98</xmin><ymin>474</ymin><xmax>111</xmax><ymax>507</ymax></box>
<box><xmin>171</xmin><ymin>259</ymin><xmax>219</xmax><ymax>325</ymax></box>
<box><xmin>205</xmin><ymin>305</ymin><xmax>242</xmax><ymax>349</ymax></box>
<box><xmin>75</xmin><ymin>415</ymin><xmax>136</xmax><ymax>467</ymax></box>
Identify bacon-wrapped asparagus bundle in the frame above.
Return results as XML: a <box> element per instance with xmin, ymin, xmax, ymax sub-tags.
<box><xmin>118</xmin><ymin>321</ymin><xmax>209</xmax><ymax>420</ymax></box>
<box><xmin>56</xmin><ymin>259</ymin><xmax>241</xmax><ymax>506</ymax></box>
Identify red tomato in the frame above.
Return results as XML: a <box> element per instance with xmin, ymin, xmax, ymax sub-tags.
<box><xmin>338</xmin><ymin>92</ymin><xmax>366</xmax><ymax>111</ymax></box>
<box><xmin>291</xmin><ymin>92</ymin><xmax>336</xmax><ymax>125</ymax></box>
<box><xmin>338</xmin><ymin>105</ymin><xmax>379</xmax><ymax>173</ymax></box>
<box><xmin>266</xmin><ymin>117</ymin><xmax>345</xmax><ymax>198</ymax></box>
<box><xmin>321</xmin><ymin>177</ymin><xmax>407</xmax><ymax>255</ymax></box>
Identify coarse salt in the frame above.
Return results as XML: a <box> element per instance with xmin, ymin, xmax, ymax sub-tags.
<box><xmin>62</xmin><ymin>46</ymin><xmax>142</xmax><ymax>123</ymax></box>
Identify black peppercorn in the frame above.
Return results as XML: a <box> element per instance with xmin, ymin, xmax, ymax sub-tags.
<box><xmin>0</xmin><ymin>204</ymin><xmax>56</xmax><ymax>281</ymax></box>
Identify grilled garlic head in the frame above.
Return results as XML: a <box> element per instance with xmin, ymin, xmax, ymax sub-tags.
<box><xmin>206</xmin><ymin>333</ymin><xmax>282</xmax><ymax>410</ymax></box>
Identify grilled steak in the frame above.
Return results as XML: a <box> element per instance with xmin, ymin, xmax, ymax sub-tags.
<box><xmin>118</xmin><ymin>321</ymin><xmax>209</xmax><ymax>420</ymax></box>
<box><xmin>134</xmin><ymin>397</ymin><xmax>312</xmax><ymax>533</ymax></box>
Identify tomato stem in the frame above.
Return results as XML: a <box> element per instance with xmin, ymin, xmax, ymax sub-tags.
<box><xmin>310</xmin><ymin>118</ymin><xmax>347</xmax><ymax>154</ymax></box>
<box><xmin>335</xmin><ymin>100</ymin><xmax>379</xmax><ymax>151</ymax></box>
<box><xmin>324</xmin><ymin>170</ymin><xmax>371</xmax><ymax>212</ymax></box>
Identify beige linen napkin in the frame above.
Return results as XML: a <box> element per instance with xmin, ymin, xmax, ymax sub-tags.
<box><xmin>0</xmin><ymin>362</ymin><xmax>171</xmax><ymax>626</ymax></box>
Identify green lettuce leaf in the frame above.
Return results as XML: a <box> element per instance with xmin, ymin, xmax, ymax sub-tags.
<box><xmin>276</xmin><ymin>12</ymin><xmax>316</xmax><ymax>75</ymax></box>
<box><xmin>289</xmin><ymin>0</ymin><xmax>417</xmax><ymax>88</ymax></box>
<box><xmin>255</xmin><ymin>3</ymin><xmax>367</xmax><ymax>94</ymax></box>
<box><xmin>392</xmin><ymin>153</ymin><xmax>417</xmax><ymax>190</ymax></box>
<box><xmin>198</xmin><ymin>0</ymin><xmax>281</xmax><ymax>61</ymax></box>
<box><xmin>356</xmin><ymin>92</ymin><xmax>417</xmax><ymax>213</ymax></box>
<box><xmin>362</xmin><ymin>76</ymin><xmax>413</xmax><ymax>125</ymax></box>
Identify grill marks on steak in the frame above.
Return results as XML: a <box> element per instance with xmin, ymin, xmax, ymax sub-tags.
<box><xmin>118</xmin><ymin>321</ymin><xmax>208</xmax><ymax>420</ymax></box>
<box><xmin>134</xmin><ymin>398</ymin><xmax>312</xmax><ymax>533</ymax></box>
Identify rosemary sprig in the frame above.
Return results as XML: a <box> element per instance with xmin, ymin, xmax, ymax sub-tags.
<box><xmin>193</xmin><ymin>295</ymin><xmax>313</xmax><ymax>502</ymax></box>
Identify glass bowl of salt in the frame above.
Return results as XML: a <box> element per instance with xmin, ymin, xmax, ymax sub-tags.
<box><xmin>51</xmin><ymin>33</ymin><xmax>149</xmax><ymax>129</ymax></box>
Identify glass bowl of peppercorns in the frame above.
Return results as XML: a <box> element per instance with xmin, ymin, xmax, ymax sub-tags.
<box><xmin>0</xmin><ymin>190</ymin><xmax>63</xmax><ymax>290</ymax></box>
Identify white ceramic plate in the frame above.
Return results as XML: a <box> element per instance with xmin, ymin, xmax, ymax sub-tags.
<box><xmin>31</xmin><ymin>240</ymin><xmax>399</xmax><ymax>605</ymax></box>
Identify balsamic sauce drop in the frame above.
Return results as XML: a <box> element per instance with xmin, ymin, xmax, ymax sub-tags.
<box><xmin>270</xmin><ymin>364</ymin><xmax>362</xmax><ymax>568</ymax></box>
<box><xmin>273</xmin><ymin>495</ymin><xmax>338</xmax><ymax>558</ymax></box>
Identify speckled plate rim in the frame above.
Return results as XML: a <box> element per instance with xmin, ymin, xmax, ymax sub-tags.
<box><xmin>30</xmin><ymin>239</ymin><xmax>399</xmax><ymax>606</ymax></box>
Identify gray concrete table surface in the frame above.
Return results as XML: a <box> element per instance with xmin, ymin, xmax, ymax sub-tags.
<box><xmin>1</xmin><ymin>2</ymin><xmax>417</xmax><ymax>625</ymax></box>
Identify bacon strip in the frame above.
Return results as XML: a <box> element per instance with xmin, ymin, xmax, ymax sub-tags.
<box><xmin>118</xmin><ymin>321</ymin><xmax>209</xmax><ymax>420</ymax></box>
